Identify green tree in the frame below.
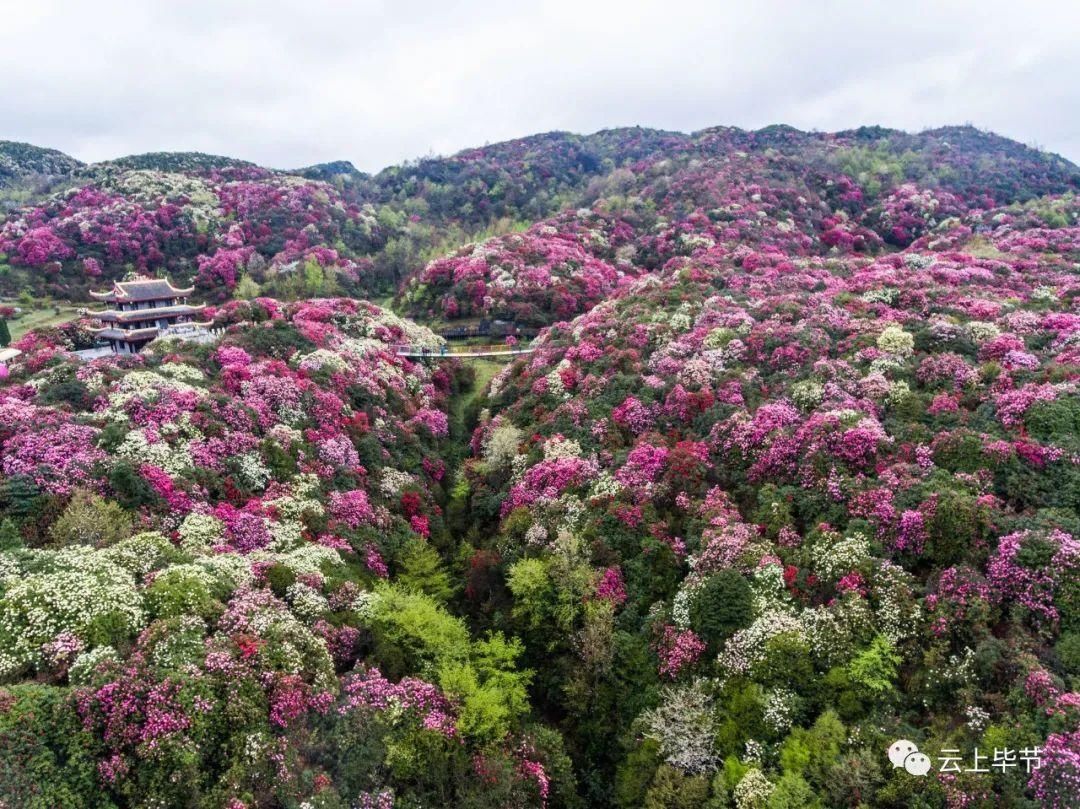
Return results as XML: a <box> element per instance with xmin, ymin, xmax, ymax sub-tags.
<box><xmin>0</xmin><ymin>518</ymin><xmax>21</xmax><ymax>550</ymax></box>
<box><xmin>48</xmin><ymin>489</ymin><xmax>132</xmax><ymax>548</ymax></box>
<box><xmin>767</xmin><ymin>773</ymin><xmax>819</xmax><ymax>809</ymax></box>
<box><xmin>303</xmin><ymin>259</ymin><xmax>326</xmax><ymax>297</ymax></box>
<box><xmin>0</xmin><ymin>318</ymin><xmax>11</xmax><ymax>347</ymax></box>
<box><xmin>233</xmin><ymin>274</ymin><xmax>262</xmax><ymax>301</ymax></box>
<box><xmin>847</xmin><ymin>635</ymin><xmax>901</xmax><ymax>700</ymax></box>
<box><xmin>690</xmin><ymin>569</ymin><xmax>754</xmax><ymax>652</ymax></box>
<box><xmin>0</xmin><ymin>684</ymin><xmax>110</xmax><ymax>808</ymax></box>
<box><xmin>398</xmin><ymin>539</ymin><xmax>454</xmax><ymax>602</ymax></box>
<box><xmin>643</xmin><ymin>764</ymin><xmax>711</xmax><ymax>809</ymax></box>
<box><xmin>108</xmin><ymin>461</ymin><xmax>160</xmax><ymax>509</ymax></box>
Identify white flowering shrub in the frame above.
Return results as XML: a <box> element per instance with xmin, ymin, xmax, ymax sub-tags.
<box><xmin>276</xmin><ymin>544</ymin><xmax>344</xmax><ymax>576</ymax></box>
<box><xmin>887</xmin><ymin>380</ymin><xmax>912</xmax><ymax>405</ymax></box>
<box><xmin>965</xmin><ymin>320</ymin><xmax>1000</xmax><ymax>344</ymax></box>
<box><xmin>68</xmin><ymin>645</ymin><xmax>120</xmax><ymax>685</ymax></box>
<box><xmin>194</xmin><ymin>553</ymin><xmax>254</xmax><ymax>589</ymax></box>
<box><xmin>233</xmin><ymin>452</ymin><xmax>272</xmax><ymax>491</ymax></box>
<box><xmin>719</xmin><ymin>610</ymin><xmax>804</xmax><ymax>677</ymax></box>
<box><xmin>733</xmin><ymin>768</ymin><xmax>774</xmax><ymax>809</ymax></box>
<box><xmin>352</xmin><ymin>589</ymin><xmax>381</xmax><ymax>619</ymax></box>
<box><xmin>178</xmin><ymin>512</ymin><xmax>226</xmax><ymax>554</ymax></box>
<box><xmin>116</xmin><ymin>429</ymin><xmax>193</xmax><ymax>476</ymax></box>
<box><xmin>294</xmin><ymin>348</ymin><xmax>348</xmax><ymax>374</ymax></box>
<box><xmin>378</xmin><ymin>468</ymin><xmax>417</xmax><ymax>497</ymax></box>
<box><xmin>871</xmin><ymin>560</ymin><xmax>922</xmax><ymax>643</ymax></box>
<box><xmin>102</xmin><ymin>531</ymin><xmax>178</xmax><ymax>576</ymax></box>
<box><xmin>810</xmin><ymin>531</ymin><xmax>871</xmax><ymax>582</ymax></box>
<box><xmin>641</xmin><ymin>681</ymin><xmax>719</xmax><ymax>773</ymax></box>
<box><xmin>286</xmin><ymin>582</ymin><xmax>329</xmax><ymax>623</ymax></box>
<box><xmin>268</xmin><ymin>518</ymin><xmax>304</xmax><ymax>551</ymax></box>
<box><xmin>158</xmin><ymin>362</ymin><xmax>206</xmax><ymax>383</ymax></box>
<box><xmin>483</xmin><ymin>421</ymin><xmax>524</xmax><ymax>470</ymax></box>
<box><xmin>877</xmin><ymin>325</ymin><xmax>915</xmax><ymax>358</ymax></box>
<box><xmin>790</xmin><ymin>380</ymin><xmax>824</xmax><ymax>410</ymax></box>
<box><xmin>763</xmin><ymin>688</ymin><xmax>797</xmax><ymax>734</ymax></box>
<box><xmin>0</xmin><ymin>549</ymin><xmax>144</xmax><ymax>677</ymax></box>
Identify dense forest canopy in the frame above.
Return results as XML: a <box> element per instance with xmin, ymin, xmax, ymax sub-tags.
<box><xmin>0</xmin><ymin>124</ymin><xmax>1079</xmax><ymax>808</ymax></box>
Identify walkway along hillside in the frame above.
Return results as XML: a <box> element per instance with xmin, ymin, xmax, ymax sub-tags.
<box><xmin>394</xmin><ymin>343</ymin><xmax>537</xmax><ymax>359</ymax></box>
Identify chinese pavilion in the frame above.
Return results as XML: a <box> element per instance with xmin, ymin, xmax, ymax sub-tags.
<box><xmin>89</xmin><ymin>277</ymin><xmax>210</xmax><ymax>354</ymax></box>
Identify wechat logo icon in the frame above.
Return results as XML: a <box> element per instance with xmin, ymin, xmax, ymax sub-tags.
<box><xmin>888</xmin><ymin>739</ymin><xmax>931</xmax><ymax>776</ymax></box>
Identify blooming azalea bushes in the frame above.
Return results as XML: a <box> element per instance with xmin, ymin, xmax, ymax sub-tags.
<box><xmin>0</xmin><ymin>168</ymin><xmax>384</xmax><ymax>300</ymax></box>
<box><xmin>0</xmin><ymin>297</ymin><xmax>573</xmax><ymax>808</ymax></box>
<box><xmin>459</xmin><ymin>230</ymin><xmax>1080</xmax><ymax>805</ymax></box>
<box><xmin>403</xmin><ymin>210</ymin><xmax>642</xmax><ymax>325</ymax></box>
<box><xmin>0</xmin><ymin>124</ymin><xmax>1079</xmax><ymax>808</ymax></box>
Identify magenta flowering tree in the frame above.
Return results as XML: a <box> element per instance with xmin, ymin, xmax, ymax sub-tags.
<box><xmin>653</xmin><ymin>626</ymin><xmax>706</xmax><ymax>678</ymax></box>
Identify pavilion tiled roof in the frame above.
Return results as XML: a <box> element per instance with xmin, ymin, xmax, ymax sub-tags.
<box><xmin>93</xmin><ymin>303</ymin><xmax>206</xmax><ymax>323</ymax></box>
<box><xmin>90</xmin><ymin>277</ymin><xmax>195</xmax><ymax>303</ymax></box>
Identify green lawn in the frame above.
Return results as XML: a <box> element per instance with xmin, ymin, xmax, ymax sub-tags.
<box><xmin>6</xmin><ymin>302</ymin><xmax>80</xmax><ymax>341</ymax></box>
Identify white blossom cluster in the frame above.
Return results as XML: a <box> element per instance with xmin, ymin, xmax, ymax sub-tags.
<box><xmin>718</xmin><ymin>610</ymin><xmax>803</xmax><ymax>677</ymax></box>
<box><xmin>158</xmin><ymin>362</ymin><xmax>206</xmax><ymax>384</ymax></box>
<box><xmin>116</xmin><ymin>429</ymin><xmax>194</xmax><ymax>476</ymax></box>
<box><xmin>733</xmin><ymin>769</ymin><xmax>774</xmax><ymax>809</ymax></box>
<box><xmin>588</xmin><ymin>471</ymin><xmax>623</xmax><ymax>500</ymax></box>
<box><xmin>178</xmin><ymin>512</ymin><xmax>226</xmax><ymax>554</ymax></box>
<box><xmin>352</xmin><ymin>590</ymin><xmax>382</xmax><ymax>619</ymax></box>
<box><xmin>274</xmin><ymin>544</ymin><xmax>344</xmax><ymax>576</ymax></box>
<box><xmin>543</xmin><ymin>434</ymin><xmax>583</xmax><ymax>461</ymax></box>
<box><xmin>871</xmin><ymin>561</ymin><xmax>922</xmax><ymax>644</ymax></box>
<box><xmin>103</xmin><ymin>532</ymin><xmax>177</xmax><ymax>576</ymax></box>
<box><xmin>965</xmin><ymin>320</ymin><xmax>1001</xmax><ymax>344</ymax></box>
<box><xmin>749</xmin><ymin>563</ymin><xmax>790</xmax><ymax>615</ymax></box>
<box><xmin>0</xmin><ymin>548</ymin><xmax>144</xmax><ymax>677</ymax></box>
<box><xmin>641</xmin><ymin>681</ymin><xmax>719</xmax><ymax>774</ymax></box>
<box><xmin>379</xmin><ymin>468</ymin><xmax>418</xmax><ymax>497</ymax></box>
<box><xmin>481</xmin><ymin>420</ymin><xmax>524</xmax><ymax>471</ymax></box>
<box><xmin>861</xmin><ymin>287</ymin><xmax>899</xmax><ymax>305</ymax></box>
<box><xmin>810</xmin><ymin>531</ymin><xmax>871</xmax><ymax>582</ymax></box>
<box><xmin>790</xmin><ymin>379</ymin><xmax>825</xmax><ymax>410</ymax></box>
<box><xmin>286</xmin><ymin>582</ymin><xmax>329</xmax><ymax>623</ymax></box>
<box><xmin>234</xmin><ymin>452</ymin><xmax>272</xmax><ymax>491</ymax></box>
<box><xmin>68</xmin><ymin>645</ymin><xmax>120</xmax><ymax>685</ymax></box>
<box><xmin>294</xmin><ymin>348</ymin><xmax>349</xmax><ymax>374</ymax></box>
<box><xmin>763</xmin><ymin>688</ymin><xmax>797</xmax><ymax>734</ymax></box>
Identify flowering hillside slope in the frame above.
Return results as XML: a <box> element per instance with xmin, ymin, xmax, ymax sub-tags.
<box><xmin>1</xmin><ymin>124</ymin><xmax>1076</xmax><ymax>313</ymax></box>
<box><xmin>0</xmin><ymin>299</ymin><xmax>569</xmax><ymax>808</ymax></box>
<box><xmin>0</xmin><ymin>124</ymin><xmax>1079</xmax><ymax>809</ymax></box>
<box><xmin>400</xmin><ymin>130</ymin><xmax>1080</xmax><ymax>328</ymax></box>
<box><xmin>0</xmin><ymin>140</ymin><xmax>82</xmax><ymax>192</ymax></box>
<box><xmin>460</xmin><ymin>229</ymin><xmax>1080</xmax><ymax>805</ymax></box>
<box><xmin>0</xmin><ymin>167</ymin><xmax>386</xmax><ymax>302</ymax></box>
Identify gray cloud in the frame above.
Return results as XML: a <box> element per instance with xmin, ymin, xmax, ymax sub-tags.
<box><xmin>2</xmin><ymin>0</ymin><xmax>1078</xmax><ymax>170</ymax></box>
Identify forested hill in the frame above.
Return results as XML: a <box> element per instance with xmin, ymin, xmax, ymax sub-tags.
<box><xmin>0</xmin><ymin>140</ymin><xmax>83</xmax><ymax>193</ymax></box>
<box><xmin>0</xmin><ymin>124</ymin><xmax>1076</xmax><ymax>307</ymax></box>
<box><xmin>1</xmin><ymin>122</ymin><xmax>1080</xmax><ymax>807</ymax></box>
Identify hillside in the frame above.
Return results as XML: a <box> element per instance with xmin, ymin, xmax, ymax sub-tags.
<box><xmin>0</xmin><ymin>141</ymin><xmax>83</xmax><ymax>210</ymax></box>
<box><xmin>86</xmin><ymin>151</ymin><xmax>258</xmax><ymax>175</ymax></box>
<box><xmin>0</xmin><ymin>140</ymin><xmax>83</xmax><ymax>186</ymax></box>
<box><xmin>0</xmin><ymin>124</ymin><xmax>1079</xmax><ymax>808</ymax></box>
<box><xmin>1</xmin><ymin>124</ymin><xmax>1076</xmax><ymax>311</ymax></box>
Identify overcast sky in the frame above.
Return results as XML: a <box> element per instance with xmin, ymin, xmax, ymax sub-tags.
<box><xmin>2</xmin><ymin>0</ymin><xmax>1078</xmax><ymax>171</ymax></box>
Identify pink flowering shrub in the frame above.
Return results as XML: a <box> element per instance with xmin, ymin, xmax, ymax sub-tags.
<box><xmin>653</xmin><ymin>626</ymin><xmax>706</xmax><ymax>678</ymax></box>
